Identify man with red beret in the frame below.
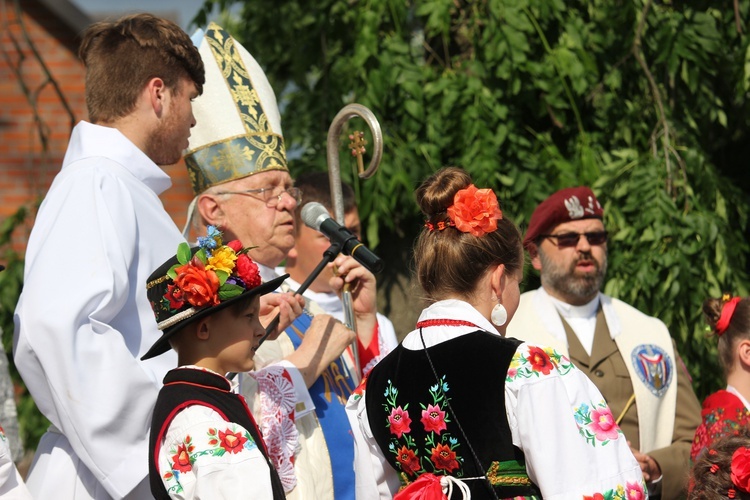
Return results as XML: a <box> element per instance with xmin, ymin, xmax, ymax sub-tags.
<box><xmin>507</xmin><ymin>186</ymin><xmax>701</xmax><ymax>499</ymax></box>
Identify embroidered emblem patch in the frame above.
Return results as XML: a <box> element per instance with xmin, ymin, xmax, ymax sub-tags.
<box><xmin>630</xmin><ymin>344</ymin><xmax>673</xmax><ymax>397</ymax></box>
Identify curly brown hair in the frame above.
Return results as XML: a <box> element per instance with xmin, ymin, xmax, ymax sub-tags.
<box><xmin>689</xmin><ymin>427</ymin><xmax>750</xmax><ymax>499</ymax></box>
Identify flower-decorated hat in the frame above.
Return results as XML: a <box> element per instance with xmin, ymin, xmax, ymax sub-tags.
<box><xmin>184</xmin><ymin>23</ymin><xmax>288</xmax><ymax>195</ymax></box>
<box><xmin>523</xmin><ymin>186</ymin><xmax>603</xmax><ymax>249</ymax></box>
<box><xmin>142</xmin><ymin>226</ymin><xmax>286</xmax><ymax>360</ymax></box>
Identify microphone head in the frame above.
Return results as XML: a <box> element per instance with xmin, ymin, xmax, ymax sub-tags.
<box><xmin>300</xmin><ymin>202</ymin><xmax>331</xmax><ymax>231</ymax></box>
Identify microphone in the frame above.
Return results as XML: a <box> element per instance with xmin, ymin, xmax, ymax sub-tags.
<box><xmin>301</xmin><ymin>202</ymin><xmax>384</xmax><ymax>274</ymax></box>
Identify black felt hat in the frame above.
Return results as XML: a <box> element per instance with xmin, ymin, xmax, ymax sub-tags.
<box><xmin>142</xmin><ymin>227</ymin><xmax>286</xmax><ymax>360</ymax></box>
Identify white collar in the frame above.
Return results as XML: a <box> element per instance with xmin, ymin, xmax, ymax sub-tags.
<box><xmin>533</xmin><ymin>288</ymin><xmax>622</xmax><ymax>342</ymax></box>
<box><xmin>63</xmin><ymin>121</ymin><xmax>172</xmax><ymax>195</ymax></box>
<box><xmin>549</xmin><ymin>294</ymin><xmax>600</xmax><ymax>319</ymax></box>
<box><xmin>727</xmin><ymin>385</ymin><xmax>750</xmax><ymax>411</ymax></box>
<box><xmin>402</xmin><ymin>299</ymin><xmax>499</xmax><ymax>350</ymax></box>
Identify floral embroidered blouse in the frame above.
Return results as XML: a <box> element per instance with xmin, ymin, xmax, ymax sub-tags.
<box><xmin>346</xmin><ymin>300</ymin><xmax>646</xmax><ymax>500</ymax></box>
<box><xmin>157</xmin><ymin>367</ymin><xmax>277</xmax><ymax>500</ymax></box>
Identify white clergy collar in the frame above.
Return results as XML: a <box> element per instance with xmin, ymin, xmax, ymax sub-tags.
<box><xmin>549</xmin><ymin>294</ymin><xmax>600</xmax><ymax>319</ymax></box>
<box><xmin>533</xmin><ymin>287</ymin><xmax>622</xmax><ymax>343</ymax></box>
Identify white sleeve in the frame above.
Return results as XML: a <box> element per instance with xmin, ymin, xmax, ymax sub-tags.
<box><xmin>13</xmin><ymin>166</ymin><xmax>166</xmax><ymax>497</ymax></box>
<box><xmin>505</xmin><ymin>343</ymin><xmax>646</xmax><ymax>499</ymax></box>
<box><xmin>0</xmin><ymin>427</ymin><xmax>32</xmax><ymax>500</ymax></box>
<box><xmin>158</xmin><ymin>406</ymin><xmax>275</xmax><ymax>500</ymax></box>
<box><xmin>346</xmin><ymin>383</ymin><xmax>400</xmax><ymax>500</ymax></box>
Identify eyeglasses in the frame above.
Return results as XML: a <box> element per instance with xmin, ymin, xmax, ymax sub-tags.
<box><xmin>540</xmin><ymin>231</ymin><xmax>608</xmax><ymax>248</ymax></box>
<box><xmin>216</xmin><ymin>186</ymin><xmax>303</xmax><ymax>208</ymax></box>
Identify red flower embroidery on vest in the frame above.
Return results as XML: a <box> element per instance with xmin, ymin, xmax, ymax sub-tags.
<box><xmin>396</xmin><ymin>446</ymin><xmax>421</xmax><ymax>476</ymax></box>
<box><xmin>431</xmin><ymin>443</ymin><xmax>459</xmax><ymax>472</ymax></box>
<box><xmin>389</xmin><ymin>406</ymin><xmax>412</xmax><ymax>438</ymax></box>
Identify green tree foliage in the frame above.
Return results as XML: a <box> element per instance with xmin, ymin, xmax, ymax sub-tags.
<box><xmin>194</xmin><ymin>0</ymin><xmax>750</xmax><ymax>398</ymax></box>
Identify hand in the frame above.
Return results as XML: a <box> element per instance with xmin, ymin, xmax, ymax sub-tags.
<box><xmin>329</xmin><ymin>255</ymin><xmax>378</xmax><ymax>345</ymax></box>
<box><xmin>630</xmin><ymin>444</ymin><xmax>662</xmax><ymax>483</ymax></box>
<box><xmin>285</xmin><ymin>314</ymin><xmax>356</xmax><ymax>387</ymax></box>
<box><xmin>259</xmin><ymin>292</ymin><xmax>305</xmax><ymax>341</ymax></box>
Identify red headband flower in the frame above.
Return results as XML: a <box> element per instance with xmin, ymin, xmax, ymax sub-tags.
<box><xmin>731</xmin><ymin>447</ymin><xmax>750</xmax><ymax>493</ymax></box>
<box><xmin>717</xmin><ymin>296</ymin><xmax>742</xmax><ymax>336</ymax></box>
<box><xmin>445</xmin><ymin>184</ymin><xmax>503</xmax><ymax>237</ymax></box>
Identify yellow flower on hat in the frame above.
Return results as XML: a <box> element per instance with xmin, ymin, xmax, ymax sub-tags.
<box><xmin>206</xmin><ymin>246</ymin><xmax>238</xmax><ymax>274</ymax></box>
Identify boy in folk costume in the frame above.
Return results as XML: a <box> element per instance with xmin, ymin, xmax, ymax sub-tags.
<box><xmin>143</xmin><ymin>229</ymin><xmax>287</xmax><ymax>499</ymax></box>
<box><xmin>183</xmin><ymin>23</ymin><xmax>386</xmax><ymax>499</ymax></box>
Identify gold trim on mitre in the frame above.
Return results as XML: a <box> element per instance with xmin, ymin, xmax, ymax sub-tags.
<box><xmin>185</xmin><ymin>23</ymin><xmax>287</xmax><ymax>195</ymax></box>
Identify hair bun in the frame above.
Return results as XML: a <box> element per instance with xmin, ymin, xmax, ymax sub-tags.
<box><xmin>415</xmin><ymin>167</ymin><xmax>472</xmax><ymax>218</ymax></box>
<box><xmin>703</xmin><ymin>297</ymin><xmax>724</xmax><ymax>332</ymax></box>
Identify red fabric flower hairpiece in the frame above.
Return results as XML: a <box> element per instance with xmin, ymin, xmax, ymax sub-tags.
<box><xmin>446</xmin><ymin>184</ymin><xmax>503</xmax><ymax>237</ymax></box>
<box><xmin>731</xmin><ymin>447</ymin><xmax>750</xmax><ymax>494</ymax></box>
<box><xmin>717</xmin><ymin>296</ymin><xmax>742</xmax><ymax>336</ymax></box>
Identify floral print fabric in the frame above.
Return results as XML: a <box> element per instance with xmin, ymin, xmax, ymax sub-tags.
<box><xmin>158</xmin><ymin>405</ymin><xmax>275</xmax><ymax>500</ymax></box>
<box><xmin>346</xmin><ymin>299</ymin><xmax>647</xmax><ymax>500</ymax></box>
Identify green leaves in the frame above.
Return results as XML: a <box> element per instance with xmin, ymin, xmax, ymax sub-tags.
<box><xmin>197</xmin><ymin>0</ymin><xmax>750</xmax><ymax>399</ymax></box>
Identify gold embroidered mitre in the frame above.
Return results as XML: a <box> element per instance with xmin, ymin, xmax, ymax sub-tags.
<box><xmin>185</xmin><ymin>23</ymin><xmax>287</xmax><ymax>194</ymax></box>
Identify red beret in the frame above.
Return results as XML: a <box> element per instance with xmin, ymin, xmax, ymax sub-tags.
<box><xmin>523</xmin><ymin>186</ymin><xmax>603</xmax><ymax>249</ymax></box>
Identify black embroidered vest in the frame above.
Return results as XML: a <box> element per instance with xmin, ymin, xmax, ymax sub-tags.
<box><xmin>365</xmin><ymin>331</ymin><xmax>542</xmax><ymax>499</ymax></box>
<box><xmin>148</xmin><ymin>367</ymin><xmax>285</xmax><ymax>499</ymax></box>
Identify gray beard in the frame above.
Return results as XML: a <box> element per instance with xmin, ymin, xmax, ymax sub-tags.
<box><xmin>539</xmin><ymin>249</ymin><xmax>607</xmax><ymax>304</ymax></box>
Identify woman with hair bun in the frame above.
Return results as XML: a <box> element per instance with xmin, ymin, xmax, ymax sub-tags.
<box><xmin>346</xmin><ymin>167</ymin><xmax>645</xmax><ymax>499</ymax></box>
<box><xmin>691</xmin><ymin>295</ymin><xmax>750</xmax><ymax>461</ymax></box>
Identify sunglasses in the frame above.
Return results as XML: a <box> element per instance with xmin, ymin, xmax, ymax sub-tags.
<box><xmin>540</xmin><ymin>231</ymin><xmax>608</xmax><ymax>248</ymax></box>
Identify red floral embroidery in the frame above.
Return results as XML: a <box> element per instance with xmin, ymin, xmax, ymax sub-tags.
<box><xmin>388</xmin><ymin>406</ymin><xmax>412</xmax><ymax>438</ymax></box>
<box><xmin>421</xmin><ymin>404</ymin><xmax>447</xmax><ymax>435</ymax></box>
<box><xmin>431</xmin><ymin>443</ymin><xmax>459</xmax><ymax>472</ymax></box>
<box><xmin>164</xmin><ymin>284</ymin><xmax>184</xmax><ymax>309</ymax></box>
<box><xmin>583</xmin><ymin>494</ymin><xmax>604</xmax><ymax>500</ymax></box>
<box><xmin>527</xmin><ymin>346</ymin><xmax>554</xmax><ymax>375</ymax></box>
<box><xmin>396</xmin><ymin>446</ymin><xmax>421</xmax><ymax>476</ymax></box>
<box><xmin>207</xmin><ymin>427</ymin><xmax>219</xmax><ymax>446</ymax></box>
<box><xmin>171</xmin><ymin>442</ymin><xmax>193</xmax><ymax>473</ymax></box>
<box><xmin>219</xmin><ymin>429</ymin><xmax>248</xmax><ymax>454</ymax></box>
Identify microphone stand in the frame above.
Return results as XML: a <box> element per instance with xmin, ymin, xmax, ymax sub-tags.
<box><xmin>227</xmin><ymin>242</ymin><xmax>341</xmax><ymax>381</ymax></box>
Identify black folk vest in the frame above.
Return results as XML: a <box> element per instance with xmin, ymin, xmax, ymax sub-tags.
<box><xmin>149</xmin><ymin>367</ymin><xmax>285</xmax><ymax>499</ymax></box>
<box><xmin>365</xmin><ymin>331</ymin><xmax>542</xmax><ymax>499</ymax></box>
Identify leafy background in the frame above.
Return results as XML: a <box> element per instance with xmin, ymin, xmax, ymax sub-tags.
<box><xmin>2</xmin><ymin>0</ymin><xmax>749</xmax><ymax>453</ymax></box>
<box><xmin>192</xmin><ymin>0</ymin><xmax>750</xmax><ymax>400</ymax></box>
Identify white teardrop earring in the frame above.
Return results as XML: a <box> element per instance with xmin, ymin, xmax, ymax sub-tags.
<box><xmin>491</xmin><ymin>303</ymin><xmax>508</xmax><ymax>327</ymax></box>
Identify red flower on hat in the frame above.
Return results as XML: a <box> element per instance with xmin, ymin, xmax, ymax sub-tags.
<box><xmin>731</xmin><ymin>447</ymin><xmax>750</xmax><ymax>493</ymax></box>
<box><xmin>164</xmin><ymin>284</ymin><xmax>184</xmax><ymax>310</ymax></box>
<box><xmin>446</xmin><ymin>184</ymin><xmax>502</xmax><ymax>237</ymax></box>
<box><xmin>174</xmin><ymin>260</ymin><xmax>220</xmax><ymax>307</ymax></box>
<box><xmin>236</xmin><ymin>254</ymin><xmax>261</xmax><ymax>288</ymax></box>
<box><xmin>226</xmin><ymin>239</ymin><xmax>243</xmax><ymax>252</ymax></box>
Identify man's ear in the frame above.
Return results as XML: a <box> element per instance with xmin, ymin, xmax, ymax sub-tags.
<box><xmin>528</xmin><ymin>244</ymin><xmax>542</xmax><ymax>271</ymax></box>
<box><xmin>146</xmin><ymin>77</ymin><xmax>167</xmax><ymax>117</ymax></box>
<box><xmin>197</xmin><ymin>193</ymin><xmax>225</xmax><ymax>228</ymax></box>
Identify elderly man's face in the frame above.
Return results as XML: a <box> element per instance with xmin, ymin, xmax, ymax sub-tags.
<box><xmin>211</xmin><ymin>170</ymin><xmax>298</xmax><ymax>267</ymax></box>
<box><xmin>531</xmin><ymin>218</ymin><xmax>608</xmax><ymax>306</ymax></box>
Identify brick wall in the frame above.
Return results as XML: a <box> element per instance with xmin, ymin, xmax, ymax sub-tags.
<box><xmin>0</xmin><ymin>0</ymin><xmax>197</xmax><ymax>261</ymax></box>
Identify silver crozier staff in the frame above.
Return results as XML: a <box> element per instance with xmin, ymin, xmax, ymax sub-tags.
<box><xmin>324</xmin><ymin>103</ymin><xmax>384</xmax><ymax>381</ymax></box>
